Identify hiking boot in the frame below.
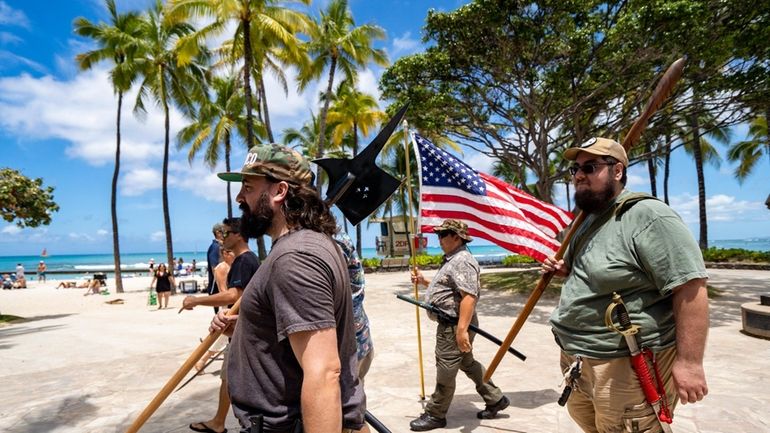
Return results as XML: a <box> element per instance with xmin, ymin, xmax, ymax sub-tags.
<box><xmin>409</xmin><ymin>413</ymin><xmax>447</xmax><ymax>431</ymax></box>
<box><xmin>477</xmin><ymin>395</ymin><xmax>510</xmax><ymax>419</ymax></box>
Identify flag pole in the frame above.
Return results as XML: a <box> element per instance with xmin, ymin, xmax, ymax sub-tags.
<box><xmin>483</xmin><ymin>56</ymin><xmax>687</xmax><ymax>383</ymax></box>
<box><xmin>403</xmin><ymin>120</ymin><xmax>426</xmax><ymax>400</ymax></box>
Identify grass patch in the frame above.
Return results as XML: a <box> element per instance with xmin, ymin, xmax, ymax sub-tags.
<box><xmin>707</xmin><ymin>285</ymin><xmax>722</xmax><ymax>298</ymax></box>
<box><xmin>481</xmin><ymin>270</ymin><xmax>563</xmax><ymax>297</ymax></box>
<box><xmin>0</xmin><ymin>314</ymin><xmax>23</xmax><ymax>324</ymax></box>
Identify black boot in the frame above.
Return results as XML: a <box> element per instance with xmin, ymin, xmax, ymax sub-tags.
<box><xmin>477</xmin><ymin>395</ymin><xmax>510</xmax><ymax>419</ymax></box>
<box><xmin>409</xmin><ymin>413</ymin><xmax>447</xmax><ymax>431</ymax></box>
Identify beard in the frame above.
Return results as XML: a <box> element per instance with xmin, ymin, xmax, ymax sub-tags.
<box><xmin>239</xmin><ymin>192</ymin><xmax>274</xmax><ymax>239</ymax></box>
<box><xmin>574</xmin><ymin>177</ymin><xmax>616</xmax><ymax>214</ymax></box>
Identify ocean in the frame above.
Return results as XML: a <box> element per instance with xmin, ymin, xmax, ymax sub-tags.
<box><xmin>2</xmin><ymin>238</ymin><xmax>768</xmax><ymax>280</ymax></box>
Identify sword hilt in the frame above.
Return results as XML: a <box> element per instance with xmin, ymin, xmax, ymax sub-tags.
<box><xmin>604</xmin><ymin>292</ymin><xmax>640</xmax><ymax>337</ymax></box>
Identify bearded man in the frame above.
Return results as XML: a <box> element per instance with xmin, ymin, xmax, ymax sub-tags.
<box><xmin>211</xmin><ymin>144</ymin><xmax>364</xmax><ymax>433</ymax></box>
<box><xmin>541</xmin><ymin>137</ymin><xmax>709</xmax><ymax>433</ymax></box>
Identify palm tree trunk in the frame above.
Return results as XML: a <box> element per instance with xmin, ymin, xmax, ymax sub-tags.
<box><xmin>646</xmin><ymin>140</ymin><xmax>657</xmax><ymax>197</ymax></box>
<box><xmin>315</xmin><ymin>56</ymin><xmax>338</xmax><ymax>181</ymax></box>
<box><xmin>260</xmin><ymin>78</ymin><xmax>274</xmax><ymax>142</ymax></box>
<box><xmin>663</xmin><ymin>132</ymin><xmax>672</xmax><ymax>205</ymax></box>
<box><xmin>242</xmin><ymin>14</ymin><xmax>255</xmax><ymax>147</ymax></box>
<box><xmin>690</xmin><ymin>104</ymin><xmax>708</xmax><ymax>249</ymax></box>
<box><xmin>161</xmin><ymin>76</ymin><xmax>175</xmax><ymax>288</ymax></box>
<box><xmin>112</xmin><ymin>91</ymin><xmax>124</xmax><ymax>293</ymax></box>
<box><xmin>225</xmin><ymin>131</ymin><xmax>233</xmax><ymax>219</ymax></box>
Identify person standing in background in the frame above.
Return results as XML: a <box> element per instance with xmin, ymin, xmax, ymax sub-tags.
<box><xmin>37</xmin><ymin>261</ymin><xmax>47</xmax><ymax>283</ymax></box>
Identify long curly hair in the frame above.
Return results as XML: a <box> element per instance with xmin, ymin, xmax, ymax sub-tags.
<box><xmin>278</xmin><ymin>180</ymin><xmax>338</xmax><ymax>236</ymax></box>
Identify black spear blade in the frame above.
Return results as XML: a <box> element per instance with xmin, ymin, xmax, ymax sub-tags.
<box><xmin>314</xmin><ymin>103</ymin><xmax>409</xmax><ymax>226</ymax></box>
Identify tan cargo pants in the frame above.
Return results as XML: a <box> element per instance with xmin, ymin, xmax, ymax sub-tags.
<box><xmin>560</xmin><ymin>346</ymin><xmax>678</xmax><ymax>433</ymax></box>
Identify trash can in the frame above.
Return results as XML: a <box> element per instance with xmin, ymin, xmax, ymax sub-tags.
<box><xmin>180</xmin><ymin>280</ymin><xmax>198</xmax><ymax>294</ymax></box>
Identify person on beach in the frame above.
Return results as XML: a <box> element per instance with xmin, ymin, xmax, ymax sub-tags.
<box><xmin>15</xmin><ymin>263</ymin><xmax>24</xmax><ymax>282</ymax></box>
<box><xmin>183</xmin><ymin>217</ymin><xmax>259</xmax><ymax>433</ymax></box>
<box><xmin>82</xmin><ymin>278</ymin><xmax>101</xmax><ymax>295</ymax></box>
<box><xmin>541</xmin><ymin>137</ymin><xmax>709</xmax><ymax>432</ymax></box>
<box><xmin>37</xmin><ymin>261</ymin><xmax>47</xmax><ymax>282</ymax></box>
<box><xmin>149</xmin><ymin>258</ymin><xmax>155</xmax><ymax>274</ymax></box>
<box><xmin>408</xmin><ymin>219</ymin><xmax>509</xmax><ymax>431</ymax></box>
<box><xmin>150</xmin><ymin>263</ymin><xmax>175</xmax><ymax>309</ymax></box>
<box><xmin>206</xmin><ymin>223</ymin><xmax>225</xmax><ymax>299</ymax></box>
<box><xmin>3</xmin><ymin>273</ymin><xmax>14</xmax><ymax>290</ymax></box>
<box><xmin>209</xmin><ymin>144</ymin><xmax>365</xmax><ymax>433</ymax></box>
<box><xmin>58</xmin><ymin>279</ymin><xmax>94</xmax><ymax>289</ymax></box>
<box><xmin>194</xmin><ymin>247</ymin><xmax>235</xmax><ymax>373</ymax></box>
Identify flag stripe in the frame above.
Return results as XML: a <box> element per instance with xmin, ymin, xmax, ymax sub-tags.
<box><xmin>412</xmin><ymin>132</ymin><xmax>574</xmax><ymax>263</ymax></box>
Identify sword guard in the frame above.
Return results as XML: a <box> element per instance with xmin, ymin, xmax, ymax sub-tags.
<box><xmin>604</xmin><ymin>292</ymin><xmax>640</xmax><ymax>336</ymax></box>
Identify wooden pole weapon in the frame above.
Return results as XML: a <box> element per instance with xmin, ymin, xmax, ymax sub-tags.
<box><xmin>125</xmin><ymin>301</ymin><xmax>241</xmax><ymax>433</ymax></box>
<box><xmin>483</xmin><ymin>57</ymin><xmax>687</xmax><ymax>383</ymax></box>
<box><xmin>402</xmin><ymin>120</ymin><xmax>427</xmax><ymax>400</ymax></box>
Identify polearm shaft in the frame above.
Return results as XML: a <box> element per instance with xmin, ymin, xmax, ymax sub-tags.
<box><xmin>125</xmin><ymin>300</ymin><xmax>241</xmax><ymax>433</ymax></box>
<box><xmin>397</xmin><ymin>294</ymin><xmax>526</xmax><ymax>362</ymax></box>
<box><xmin>483</xmin><ymin>57</ymin><xmax>687</xmax><ymax>383</ymax></box>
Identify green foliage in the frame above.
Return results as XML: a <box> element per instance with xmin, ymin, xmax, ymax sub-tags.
<box><xmin>0</xmin><ymin>168</ymin><xmax>59</xmax><ymax>228</ymax></box>
<box><xmin>701</xmin><ymin>247</ymin><xmax>770</xmax><ymax>263</ymax></box>
<box><xmin>0</xmin><ymin>314</ymin><xmax>23</xmax><ymax>324</ymax></box>
<box><xmin>361</xmin><ymin>258</ymin><xmax>380</xmax><ymax>268</ymax></box>
<box><xmin>480</xmin><ymin>270</ymin><xmax>563</xmax><ymax>297</ymax></box>
<box><xmin>501</xmin><ymin>255</ymin><xmax>537</xmax><ymax>266</ymax></box>
<box><xmin>409</xmin><ymin>254</ymin><xmax>443</xmax><ymax>267</ymax></box>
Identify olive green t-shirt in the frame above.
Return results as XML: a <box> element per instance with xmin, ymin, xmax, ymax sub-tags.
<box><xmin>550</xmin><ymin>190</ymin><xmax>707</xmax><ymax>358</ymax></box>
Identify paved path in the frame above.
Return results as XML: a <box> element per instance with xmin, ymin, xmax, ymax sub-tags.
<box><xmin>0</xmin><ymin>268</ymin><xmax>768</xmax><ymax>432</ymax></box>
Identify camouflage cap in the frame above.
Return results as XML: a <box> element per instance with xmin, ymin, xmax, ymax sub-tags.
<box><xmin>563</xmin><ymin>137</ymin><xmax>628</xmax><ymax>167</ymax></box>
<box><xmin>433</xmin><ymin>219</ymin><xmax>473</xmax><ymax>242</ymax></box>
<box><xmin>217</xmin><ymin>143</ymin><xmax>313</xmax><ymax>185</ymax></box>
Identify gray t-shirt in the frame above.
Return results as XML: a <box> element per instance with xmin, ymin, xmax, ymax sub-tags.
<box><xmin>228</xmin><ymin>229</ymin><xmax>365</xmax><ymax>431</ymax></box>
<box><xmin>425</xmin><ymin>245</ymin><xmax>480</xmax><ymax>319</ymax></box>
<box><xmin>550</xmin><ymin>191</ymin><xmax>708</xmax><ymax>358</ymax></box>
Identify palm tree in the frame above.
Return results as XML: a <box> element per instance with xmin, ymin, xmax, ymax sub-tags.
<box><xmin>177</xmin><ymin>72</ymin><xmax>265</xmax><ymax>217</ymax></box>
<box><xmin>74</xmin><ymin>0</ymin><xmax>142</xmax><ymax>293</ymax></box>
<box><xmin>727</xmin><ymin>113</ymin><xmax>769</xmax><ymax>182</ymax></box>
<box><xmin>298</xmin><ymin>0</ymin><xmax>388</xmax><ymax>181</ymax></box>
<box><xmin>133</xmin><ymin>1</ymin><xmax>209</xmax><ymax>271</ymax></box>
<box><xmin>326</xmin><ymin>82</ymin><xmax>385</xmax><ymax>256</ymax></box>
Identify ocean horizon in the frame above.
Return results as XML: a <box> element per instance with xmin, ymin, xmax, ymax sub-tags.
<box><xmin>2</xmin><ymin>237</ymin><xmax>768</xmax><ymax>280</ymax></box>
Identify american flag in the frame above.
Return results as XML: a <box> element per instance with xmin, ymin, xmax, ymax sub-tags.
<box><xmin>412</xmin><ymin>133</ymin><xmax>573</xmax><ymax>263</ymax></box>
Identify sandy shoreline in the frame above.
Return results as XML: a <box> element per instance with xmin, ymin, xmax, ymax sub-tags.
<box><xmin>1</xmin><ymin>268</ymin><xmax>769</xmax><ymax>432</ymax></box>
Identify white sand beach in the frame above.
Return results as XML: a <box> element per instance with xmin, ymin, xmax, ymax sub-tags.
<box><xmin>1</xmin><ymin>268</ymin><xmax>769</xmax><ymax>433</ymax></box>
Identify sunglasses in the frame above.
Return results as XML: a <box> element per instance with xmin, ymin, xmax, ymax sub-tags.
<box><xmin>436</xmin><ymin>231</ymin><xmax>453</xmax><ymax>239</ymax></box>
<box><xmin>568</xmin><ymin>162</ymin><xmax>617</xmax><ymax>176</ymax></box>
<box><xmin>221</xmin><ymin>230</ymin><xmax>237</xmax><ymax>239</ymax></box>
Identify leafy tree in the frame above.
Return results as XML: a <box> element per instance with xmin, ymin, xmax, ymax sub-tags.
<box><xmin>74</xmin><ymin>0</ymin><xmax>142</xmax><ymax>293</ymax></box>
<box><xmin>177</xmin><ymin>72</ymin><xmax>265</xmax><ymax>217</ymax></box>
<box><xmin>299</xmin><ymin>0</ymin><xmax>388</xmax><ymax>181</ymax></box>
<box><xmin>728</xmin><ymin>115</ymin><xmax>769</xmax><ymax>182</ymax></box>
<box><xmin>0</xmin><ymin>168</ymin><xmax>59</xmax><ymax>228</ymax></box>
<box><xmin>133</xmin><ymin>1</ymin><xmax>210</xmax><ymax>271</ymax></box>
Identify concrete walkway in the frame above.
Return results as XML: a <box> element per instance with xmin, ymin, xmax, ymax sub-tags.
<box><xmin>0</xmin><ymin>268</ymin><xmax>768</xmax><ymax>432</ymax></box>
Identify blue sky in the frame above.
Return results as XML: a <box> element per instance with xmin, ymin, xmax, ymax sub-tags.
<box><xmin>0</xmin><ymin>0</ymin><xmax>767</xmax><ymax>257</ymax></box>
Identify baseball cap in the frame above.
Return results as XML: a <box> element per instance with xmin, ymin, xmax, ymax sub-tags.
<box><xmin>563</xmin><ymin>137</ymin><xmax>628</xmax><ymax>167</ymax></box>
<box><xmin>433</xmin><ymin>219</ymin><xmax>472</xmax><ymax>242</ymax></box>
<box><xmin>218</xmin><ymin>143</ymin><xmax>313</xmax><ymax>185</ymax></box>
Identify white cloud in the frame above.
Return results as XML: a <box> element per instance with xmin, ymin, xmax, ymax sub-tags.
<box><xmin>149</xmin><ymin>230</ymin><xmax>165</xmax><ymax>242</ymax></box>
<box><xmin>625</xmin><ymin>173</ymin><xmax>648</xmax><ymax>188</ymax></box>
<box><xmin>669</xmin><ymin>193</ymin><xmax>764</xmax><ymax>223</ymax></box>
<box><xmin>355</xmin><ymin>68</ymin><xmax>382</xmax><ymax>102</ymax></box>
<box><xmin>121</xmin><ymin>168</ymin><xmax>162</xmax><ymax>197</ymax></box>
<box><xmin>0</xmin><ymin>2</ymin><xmax>30</xmax><ymax>28</ymax></box>
<box><xmin>168</xmin><ymin>160</ymin><xmax>229</xmax><ymax>203</ymax></box>
<box><xmin>0</xmin><ymin>50</ymin><xmax>46</xmax><ymax>73</ymax></box>
<box><xmin>0</xmin><ymin>31</ymin><xmax>21</xmax><ymax>45</ymax></box>
<box><xmin>464</xmin><ymin>151</ymin><xmax>495</xmax><ymax>175</ymax></box>
<box><xmin>68</xmin><ymin>232</ymin><xmax>95</xmax><ymax>241</ymax></box>
<box><xmin>391</xmin><ymin>32</ymin><xmax>421</xmax><ymax>57</ymax></box>
<box><xmin>0</xmin><ymin>67</ymin><xmax>185</xmax><ymax>167</ymax></box>
<box><xmin>263</xmin><ymin>66</ymin><xmax>313</xmax><ymax>119</ymax></box>
<box><xmin>96</xmin><ymin>229</ymin><xmax>108</xmax><ymax>236</ymax></box>
<box><xmin>1</xmin><ymin>225</ymin><xmax>21</xmax><ymax>235</ymax></box>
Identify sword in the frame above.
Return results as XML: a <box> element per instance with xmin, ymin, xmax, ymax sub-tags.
<box><xmin>174</xmin><ymin>347</ymin><xmax>226</xmax><ymax>393</ymax></box>
<box><xmin>605</xmin><ymin>292</ymin><xmax>673</xmax><ymax>433</ymax></box>
<box><xmin>397</xmin><ymin>294</ymin><xmax>526</xmax><ymax>362</ymax></box>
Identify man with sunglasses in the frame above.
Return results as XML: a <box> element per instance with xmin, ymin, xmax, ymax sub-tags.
<box><xmin>409</xmin><ymin>219</ymin><xmax>509</xmax><ymax>431</ymax></box>
<box><xmin>542</xmin><ymin>137</ymin><xmax>709</xmax><ymax>433</ymax></box>
<box><xmin>184</xmin><ymin>217</ymin><xmax>259</xmax><ymax>433</ymax></box>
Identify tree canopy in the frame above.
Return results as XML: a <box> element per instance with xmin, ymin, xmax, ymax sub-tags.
<box><xmin>0</xmin><ymin>168</ymin><xmax>59</xmax><ymax>228</ymax></box>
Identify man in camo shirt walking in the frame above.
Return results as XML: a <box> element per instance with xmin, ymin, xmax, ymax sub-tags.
<box><xmin>408</xmin><ymin>219</ymin><xmax>509</xmax><ymax>431</ymax></box>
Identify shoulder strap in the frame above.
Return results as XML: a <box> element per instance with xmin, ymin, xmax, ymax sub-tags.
<box><xmin>567</xmin><ymin>192</ymin><xmax>659</xmax><ymax>267</ymax></box>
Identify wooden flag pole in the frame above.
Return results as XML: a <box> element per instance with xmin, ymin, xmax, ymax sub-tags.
<box><xmin>483</xmin><ymin>57</ymin><xmax>687</xmax><ymax>383</ymax></box>
<box><xmin>125</xmin><ymin>300</ymin><xmax>241</xmax><ymax>433</ymax></box>
<box><xmin>402</xmin><ymin>120</ymin><xmax>427</xmax><ymax>400</ymax></box>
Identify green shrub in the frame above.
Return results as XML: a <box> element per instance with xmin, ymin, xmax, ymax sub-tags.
<box><xmin>410</xmin><ymin>254</ymin><xmax>443</xmax><ymax>267</ymax></box>
<box><xmin>501</xmin><ymin>255</ymin><xmax>537</xmax><ymax>266</ymax></box>
<box><xmin>701</xmin><ymin>247</ymin><xmax>770</xmax><ymax>263</ymax></box>
<box><xmin>361</xmin><ymin>258</ymin><xmax>381</xmax><ymax>268</ymax></box>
